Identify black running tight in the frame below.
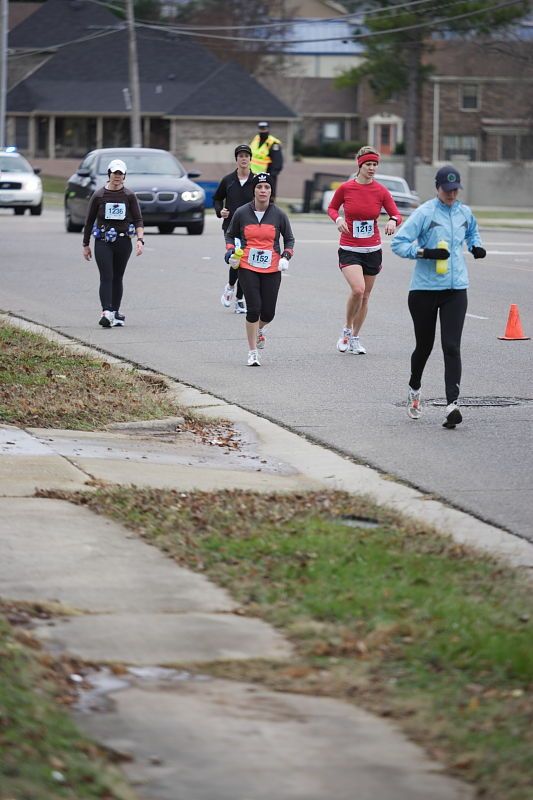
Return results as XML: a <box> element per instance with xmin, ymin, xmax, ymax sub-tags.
<box><xmin>95</xmin><ymin>237</ymin><xmax>132</xmax><ymax>312</ymax></box>
<box><xmin>237</xmin><ymin>269</ymin><xmax>282</xmax><ymax>324</ymax></box>
<box><xmin>227</xmin><ymin>267</ymin><xmax>243</xmax><ymax>299</ymax></box>
<box><xmin>408</xmin><ymin>289</ymin><xmax>468</xmax><ymax>404</ymax></box>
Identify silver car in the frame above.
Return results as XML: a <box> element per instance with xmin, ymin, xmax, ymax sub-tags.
<box><xmin>322</xmin><ymin>173</ymin><xmax>420</xmax><ymax>218</ymax></box>
<box><xmin>0</xmin><ymin>148</ymin><xmax>43</xmax><ymax>215</ymax></box>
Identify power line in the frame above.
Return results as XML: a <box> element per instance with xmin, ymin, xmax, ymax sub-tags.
<box><xmin>135</xmin><ymin>0</ymin><xmax>528</xmax><ymax>44</ymax></box>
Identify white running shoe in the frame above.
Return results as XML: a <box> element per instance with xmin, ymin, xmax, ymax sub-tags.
<box><xmin>247</xmin><ymin>349</ymin><xmax>260</xmax><ymax>367</ymax></box>
<box><xmin>98</xmin><ymin>310</ymin><xmax>117</xmax><ymax>328</ymax></box>
<box><xmin>235</xmin><ymin>299</ymin><xmax>247</xmax><ymax>314</ymax></box>
<box><xmin>221</xmin><ymin>284</ymin><xmax>234</xmax><ymax>307</ymax></box>
<box><xmin>443</xmin><ymin>402</ymin><xmax>462</xmax><ymax>429</ymax></box>
<box><xmin>407</xmin><ymin>388</ymin><xmax>422</xmax><ymax>419</ymax></box>
<box><xmin>257</xmin><ymin>329</ymin><xmax>266</xmax><ymax>349</ymax></box>
<box><xmin>349</xmin><ymin>335</ymin><xmax>366</xmax><ymax>355</ymax></box>
<box><xmin>336</xmin><ymin>327</ymin><xmax>352</xmax><ymax>352</ymax></box>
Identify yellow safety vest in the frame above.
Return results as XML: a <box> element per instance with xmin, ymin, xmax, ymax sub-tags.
<box><xmin>250</xmin><ymin>134</ymin><xmax>281</xmax><ymax>174</ymax></box>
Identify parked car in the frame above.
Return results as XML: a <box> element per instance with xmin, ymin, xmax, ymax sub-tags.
<box><xmin>322</xmin><ymin>173</ymin><xmax>420</xmax><ymax>218</ymax></box>
<box><xmin>0</xmin><ymin>147</ymin><xmax>43</xmax><ymax>215</ymax></box>
<box><xmin>65</xmin><ymin>147</ymin><xmax>205</xmax><ymax>235</ymax></box>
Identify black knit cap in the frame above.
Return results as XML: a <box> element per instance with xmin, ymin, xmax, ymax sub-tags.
<box><xmin>252</xmin><ymin>172</ymin><xmax>273</xmax><ymax>189</ymax></box>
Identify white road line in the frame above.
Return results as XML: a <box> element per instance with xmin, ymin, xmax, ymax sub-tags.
<box><xmin>466</xmin><ymin>313</ymin><xmax>489</xmax><ymax>320</ymax></box>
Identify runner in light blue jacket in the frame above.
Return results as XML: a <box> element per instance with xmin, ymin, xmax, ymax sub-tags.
<box><xmin>391</xmin><ymin>165</ymin><xmax>486</xmax><ymax>428</ymax></box>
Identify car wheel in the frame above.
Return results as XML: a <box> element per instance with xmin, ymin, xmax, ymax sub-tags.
<box><xmin>65</xmin><ymin>203</ymin><xmax>83</xmax><ymax>233</ymax></box>
<box><xmin>158</xmin><ymin>224</ymin><xmax>175</xmax><ymax>234</ymax></box>
<box><xmin>186</xmin><ymin>220</ymin><xmax>204</xmax><ymax>236</ymax></box>
<box><xmin>14</xmin><ymin>207</ymin><xmax>25</xmax><ymax>215</ymax></box>
<box><xmin>30</xmin><ymin>203</ymin><xmax>42</xmax><ymax>216</ymax></box>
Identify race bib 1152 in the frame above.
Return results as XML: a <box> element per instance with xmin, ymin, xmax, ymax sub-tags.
<box><xmin>248</xmin><ymin>248</ymin><xmax>272</xmax><ymax>268</ymax></box>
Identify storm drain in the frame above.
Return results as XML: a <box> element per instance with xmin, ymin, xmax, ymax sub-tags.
<box><xmin>395</xmin><ymin>396</ymin><xmax>532</xmax><ymax>408</ymax></box>
<box><xmin>426</xmin><ymin>396</ymin><xmax>531</xmax><ymax>407</ymax></box>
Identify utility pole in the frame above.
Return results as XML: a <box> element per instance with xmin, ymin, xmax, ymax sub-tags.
<box><xmin>125</xmin><ymin>0</ymin><xmax>142</xmax><ymax>147</ymax></box>
<box><xmin>0</xmin><ymin>0</ymin><xmax>8</xmax><ymax>147</ymax></box>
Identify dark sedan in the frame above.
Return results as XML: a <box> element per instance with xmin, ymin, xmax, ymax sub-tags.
<box><xmin>65</xmin><ymin>147</ymin><xmax>205</xmax><ymax>235</ymax></box>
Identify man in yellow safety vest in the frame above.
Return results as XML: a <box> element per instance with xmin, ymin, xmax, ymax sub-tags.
<box><xmin>249</xmin><ymin>121</ymin><xmax>283</xmax><ymax>196</ymax></box>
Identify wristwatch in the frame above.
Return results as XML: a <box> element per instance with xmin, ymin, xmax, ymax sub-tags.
<box><xmin>137</xmin><ymin>238</ymin><xmax>145</xmax><ymax>245</ymax></box>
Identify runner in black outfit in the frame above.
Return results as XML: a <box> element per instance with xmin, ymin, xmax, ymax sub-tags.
<box><xmin>82</xmin><ymin>159</ymin><xmax>144</xmax><ymax>328</ymax></box>
<box><xmin>214</xmin><ymin>145</ymin><xmax>255</xmax><ymax>314</ymax></box>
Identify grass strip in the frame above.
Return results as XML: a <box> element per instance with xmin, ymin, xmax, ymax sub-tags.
<box><xmin>0</xmin><ymin>320</ymin><xmax>181</xmax><ymax>429</ymax></box>
<box><xmin>62</xmin><ymin>486</ymin><xmax>533</xmax><ymax>800</ymax></box>
<box><xmin>0</xmin><ymin>614</ymin><xmax>137</xmax><ymax>800</ymax></box>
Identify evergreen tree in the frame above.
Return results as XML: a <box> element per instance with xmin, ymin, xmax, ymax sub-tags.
<box><xmin>337</xmin><ymin>0</ymin><xmax>531</xmax><ymax>186</ymax></box>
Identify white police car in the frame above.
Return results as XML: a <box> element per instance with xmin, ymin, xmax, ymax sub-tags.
<box><xmin>0</xmin><ymin>147</ymin><xmax>43</xmax><ymax>215</ymax></box>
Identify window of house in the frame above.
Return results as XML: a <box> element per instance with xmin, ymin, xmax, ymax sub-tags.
<box><xmin>460</xmin><ymin>84</ymin><xmax>479</xmax><ymax>111</ymax></box>
<box><xmin>501</xmin><ymin>133</ymin><xmax>533</xmax><ymax>160</ymax></box>
<box><xmin>442</xmin><ymin>135</ymin><xmax>478</xmax><ymax>161</ymax></box>
<box><xmin>322</xmin><ymin>121</ymin><xmax>343</xmax><ymax>141</ymax></box>
<box><xmin>15</xmin><ymin>118</ymin><xmax>29</xmax><ymax>150</ymax></box>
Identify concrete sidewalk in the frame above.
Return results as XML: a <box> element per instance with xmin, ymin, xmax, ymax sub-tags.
<box><xmin>2</xmin><ymin>318</ymin><xmax>532</xmax><ymax>800</ymax></box>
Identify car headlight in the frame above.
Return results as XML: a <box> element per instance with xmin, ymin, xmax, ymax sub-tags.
<box><xmin>181</xmin><ymin>189</ymin><xmax>204</xmax><ymax>202</ymax></box>
<box><xmin>23</xmin><ymin>177</ymin><xmax>42</xmax><ymax>191</ymax></box>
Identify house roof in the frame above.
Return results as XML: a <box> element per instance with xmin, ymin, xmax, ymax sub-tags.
<box><xmin>8</xmin><ymin>0</ymin><xmax>119</xmax><ymax>49</ymax></box>
<box><xmin>7</xmin><ymin>0</ymin><xmax>295</xmax><ymax>119</ymax></box>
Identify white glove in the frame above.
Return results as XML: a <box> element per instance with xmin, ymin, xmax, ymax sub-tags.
<box><xmin>278</xmin><ymin>257</ymin><xmax>289</xmax><ymax>272</ymax></box>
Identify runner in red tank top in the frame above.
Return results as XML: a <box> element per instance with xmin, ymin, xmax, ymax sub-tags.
<box><xmin>327</xmin><ymin>146</ymin><xmax>401</xmax><ymax>355</ymax></box>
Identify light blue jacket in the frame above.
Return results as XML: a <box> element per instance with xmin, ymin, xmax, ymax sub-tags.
<box><xmin>391</xmin><ymin>198</ymin><xmax>483</xmax><ymax>290</ymax></box>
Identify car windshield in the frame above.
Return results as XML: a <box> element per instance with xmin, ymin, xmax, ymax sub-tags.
<box><xmin>378</xmin><ymin>178</ymin><xmax>404</xmax><ymax>192</ymax></box>
<box><xmin>96</xmin><ymin>153</ymin><xmax>185</xmax><ymax>177</ymax></box>
<box><xmin>0</xmin><ymin>155</ymin><xmax>33</xmax><ymax>173</ymax></box>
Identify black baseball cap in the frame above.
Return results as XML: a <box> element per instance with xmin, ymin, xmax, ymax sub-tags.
<box><xmin>235</xmin><ymin>144</ymin><xmax>252</xmax><ymax>158</ymax></box>
<box><xmin>435</xmin><ymin>165</ymin><xmax>462</xmax><ymax>191</ymax></box>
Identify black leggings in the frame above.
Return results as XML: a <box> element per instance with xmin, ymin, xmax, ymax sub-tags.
<box><xmin>227</xmin><ymin>266</ymin><xmax>243</xmax><ymax>300</ymax></box>
<box><xmin>237</xmin><ymin>269</ymin><xmax>282</xmax><ymax>324</ymax></box>
<box><xmin>408</xmin><ymin>289</ymin><xmax>468</xmax><ymax>404</ymax></box>
<box><xmin>95</xmin><ymin>237</ymin><xmax>132</xmax><ymax>312</ymax></box>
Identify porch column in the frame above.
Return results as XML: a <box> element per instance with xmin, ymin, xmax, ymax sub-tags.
<box><xmin>47</xmin><ymin>115</ymin><xmax>55</xmax><ymax>159</ymax></box>
<box><xmin>28</xmin><ymin>115</ymin><xmax>36</xmax><ymax>158</ymax></box>
<box><xmin>96</xmin><ymin>117</ymin><xmax>103</xmax><ymax>149</ymax></box>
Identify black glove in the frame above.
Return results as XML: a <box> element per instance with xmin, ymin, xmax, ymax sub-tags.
<box><xmin>280</xmin><ymin>250</ymin><xmax>292</xmax><ymax>261</ymax></box>
<box><xmin>423</xmin><ymin>247</ymin><xmax>449</xmax><ymax>260</ymax></box>
<box><xmin>224</xmin><ymin>248</ymin><xmax>235</xmax><ymax>264</ymax></box>
<box><xmin>470</xmin><ymin>246</ymin><xmax>486</xmax><ymax>259</ymax></box>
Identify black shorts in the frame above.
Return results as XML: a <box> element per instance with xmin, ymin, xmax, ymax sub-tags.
<box><xmin>338</xmin><ymin>248</ymin><xmax>382</xmax><ymax>276</ymax></box>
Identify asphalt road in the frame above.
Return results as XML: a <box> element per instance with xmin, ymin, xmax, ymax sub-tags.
<box><xmin>1</xmin><ymin>207</ymin><xmax>532</xmax><ymax>541</ymax></box>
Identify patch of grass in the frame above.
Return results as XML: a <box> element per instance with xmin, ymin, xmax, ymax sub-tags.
<box><xmin>0</xmin><ymin>614</ymin><xmax>137</xmax><ymax>800</ymax></box>
<box><xmin>64</xmin><ymin>487</ymin><xmax>533</xmax><ymax>800</ymax></box>
<box><xmin>41</xmin><ymin>175</ymin><xmax>66</xmax><ymax>195</ymax></box>
<box><xmin>0</xmin><ymin>321</ymin><xmax>181</xmax><ymax>429</ymax></box>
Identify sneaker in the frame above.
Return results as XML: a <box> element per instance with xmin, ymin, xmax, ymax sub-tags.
<box><xmin>221</xmin><ymin>284</ymin><xmax>234</xmax><ymax>308</ymax></box>
<box><xmin>235</xmin><ymin>299</ymin><xmax>247</xmax><ymax>314</ymax></box>
<box><xmin>247</xmin><ymin>349</ymin><xmax>260</xmax><ymax>367</ymax></box>
<box><xmin>349</xmin><ymin>335</ymin><xmax>366</xmax><ymax>354</ymax></box>
<box><xmin>443</xmin><ymin>403</ymin><xmax>462</xmax><ymax>429</ymax></box>
<box><xmin>113</xmin><ymin>310</ymin><xmax>125</xmax><ymax>327</ymax></box>
<box><xmin>407</xmin><ymin>387</ymin><xmax>422</xmax><ymax>419</ymax></box>
<box><xmin>336</xmin><ymin>327</ymin><xmax>352</xmax><ymax>352</ymax></box>
<box><xmin>98</xmin><ymin>310</ymin><xmax>116</xmax><ymax>328</ymax></box>
<box><xmin>257</xmin><ymin>329</ymin><xmax>266</xmax><ymax>349</ymax></box>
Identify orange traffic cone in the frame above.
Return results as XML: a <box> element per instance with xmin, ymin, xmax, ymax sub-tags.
<box><xmin>498</xmin><ymin>304</ymin><xmax>530</xmax><ymax>340</ymax></box>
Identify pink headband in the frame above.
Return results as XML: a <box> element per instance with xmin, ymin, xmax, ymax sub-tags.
<box><xmin>357</xmin><ymin>152</ymin><xmax>380</xmax><ymax>166</ymax></box>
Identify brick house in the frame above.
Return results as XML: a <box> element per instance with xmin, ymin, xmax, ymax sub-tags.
<box><xmin>6</xmin><ymin>0</ymin><xmax>296</xmax><ymax>161</ymax></box>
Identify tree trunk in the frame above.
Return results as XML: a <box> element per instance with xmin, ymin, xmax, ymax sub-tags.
<box><xmin>404</xmin><ymin>40</ymin><xmax>421</xmax><ymax>189</ymax></box>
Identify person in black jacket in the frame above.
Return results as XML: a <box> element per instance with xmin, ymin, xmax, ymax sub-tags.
<box><xmin>214</xmin><ymin>144</ymin><xmax>255</xmax><ymax>314</ymax></box>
